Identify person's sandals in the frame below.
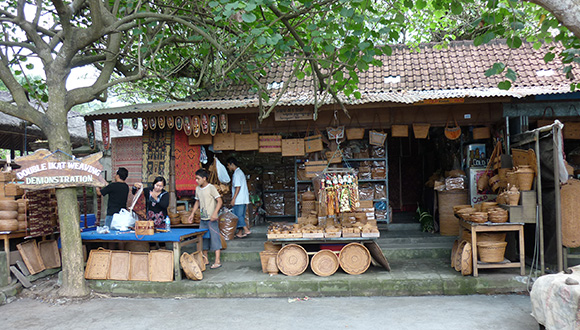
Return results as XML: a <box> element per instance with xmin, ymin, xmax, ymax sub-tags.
<box><xmin>235</xmin><ymin>233</ymin><xmax>247</xmax><ymax>239</ymax></box>
<box><xmin>210</xmin><ymin>263</ymin><xmax>222</xmax><ymax>269</ymax></box>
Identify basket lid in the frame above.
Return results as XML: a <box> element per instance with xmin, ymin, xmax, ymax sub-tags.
<box><xmin>276</xmin><ymin>244</ymin><xmax>308</xmax><ymax>276</ymax></box>
<box><xmin>311</xmin><ymin>250</ymin><xmax>339</xmax><ymax>277</ymax></box>
<box><xmin>338</xmin><ymin>243</ymin><xmax>371</xmax><ymax>275</ymax></box>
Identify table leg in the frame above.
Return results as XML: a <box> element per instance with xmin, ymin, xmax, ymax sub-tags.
<box><xmin>471</xmin><ymin>228</ymin><xmax>478</xmax><ymax>277</ymax></box>
<box><xmin>173</xmin><ymin>242</ymin><xmax>181</xmax><ymax>281</ymax></box>
<box><xmin>4</xmin><ymin>237</ymin><xmax>10</xmax><ymax>284</ymax></box>
<box><xmin>519</xmin><ymin>226</ymin><xmax>525</xmax><ymax>276</ymax></box>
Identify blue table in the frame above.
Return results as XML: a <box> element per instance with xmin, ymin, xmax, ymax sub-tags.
<box><xmin>81</xmin><ymin>228</ymin><xmax>208</xmax><ymax>281</ymax></box>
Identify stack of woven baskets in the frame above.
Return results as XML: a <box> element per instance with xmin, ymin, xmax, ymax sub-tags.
<box><xmin>301</xmin><ymin>190</ymin><xmax>317</xmax><ymax>216</ymax></box>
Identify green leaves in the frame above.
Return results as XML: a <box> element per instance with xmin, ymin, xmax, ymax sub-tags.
<box><xmin>498</xmin><ymin>80</ymin><xmax>512</xmax><ymax>90</ymax></box>
<box><xmin>506</xmin><ymin>36</ymin><xmax>522</xmax><ymax>49</ymax></box>
<box><xmin>485</xmin><ymin>62</ymin><xmax>506</xmax><ymax>77</ymax></box>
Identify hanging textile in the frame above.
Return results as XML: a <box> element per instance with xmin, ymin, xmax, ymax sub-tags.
<box><xmin>112</xmin><ymin>136</ymin><xmax>143</xmax><ymax>208</ymax></box>
<box><xmin>174</xmin><ymin>130</ymin><xmax>201</xmax><ymax>197</ymax></box>
<box><xmin>142</xmin><ymin>129</ymin><xmax>172</xmax><ymax>184</ymax></box>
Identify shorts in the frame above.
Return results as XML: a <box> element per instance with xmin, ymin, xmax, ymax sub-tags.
<box><xmin>232</xmin><ymin>204</ymin><xmax>247</xmax><ymax>228</ymax></box>
<box><xmin>200</xmin><ymin>219</ymin><xmax>222</xmax><ymax>251</ymax></box>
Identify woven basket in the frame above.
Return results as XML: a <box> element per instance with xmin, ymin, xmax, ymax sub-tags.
<box><xmin>369</xmin><ymin>130</ymin><xmax>387</xmax><ymax>146</ymax></box>
<box><xmin>339</xmin><ymin>243</ymin><xmax>371</xmax><ymax>275</ymax></box>
<box><xmin>391</xmin><ymin>124</ymin><xmax>409</xmax><ymax>137</ymax></box>
<box><xmin>301</xmin><ymin>200</ymin><xmax>317</xmax><ymax>213</ymax></box>
<box><xmin>180</xmin><ymin>252</ymin><xmax>203</xmax><ymax>281</ymax></box>
<box><xmin>506</xmin><ymin>171</ymin><xmax>518</xmax><ymax>189</ymax></box>
<box><xmin>84</xmin><ymin>248</ymin><xmax>111</xmax><ymax>280</ymax></box>
<box><xmin>561</xmin><ymin>179</ymin><xmax>580</xmax><ymax>248</ymax></box>
<box><xmin>477</xmin><ymin>241</ymin><xmax>507</xmax><ymax>263</ymax></box>
<box><xmin>454</xmin><ymin>240</ymin><xmax>467</xmax><ymax>272</ymax></box>
<box><xmin>438</xmin><ymin>190</ymin><xmax>468</xmax><ymax>236</ymax></box>
<box><xmin>260</xmin><ymin>250</ymin><xmax>279</xmax><ymax>273</ymax></box>
<box><xmin>412</xmin><ymin>123</ymin><xmax>430</xmax><ymax>139</ymax></box>
<box><xmin>135</xmin><ymin>220</ymin><xmax>154</xmax><ymax>235</ymax></box>
<box><xmin>276</xmin><ymin>244</ymin><xmax>308</xmax><ymax>276</ymax></box>
<box><xmin>346</xmin><ymin>127</ymin><xmax>365</xmax><ymax>140</ymax></box>
<box><xmin>311</xmin><ymin>250</ymin><xmax>339</xmax><ymax>277</ymax></box>
<box><xmin>460</xmin><ymin>241</ymin><xmax>473</xmax><ymax>276</ymax></box>
<box><xmin>516</xmin><ymin>167</ymin><xmax>534</xmax><ymax>190</ymax></box>
<box><xmin>149</xmin><ymin>250</ymin><xmax>174</xmax><ymax>282</ymax></box>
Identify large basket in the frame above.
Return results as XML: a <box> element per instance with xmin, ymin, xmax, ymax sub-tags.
<box><xmin>477</xmin><ymin>241</ymin><xmax>507</xmax><ymax>263</ymax></box>
<box><xmin>561</xmin><ymin>178</ymin><xmax>580</xmax><ymax>248</ymax></box>
<box><xmin>369</xmin><ymin>130</ymin><xmax>387</xmax><ymax>146</ymax></box>
<box><xmin>311</xmin><ymin>250</ymin><xmax>339</xmax><ymax>277</ymax></box>
<box><xmin>129</xmin><ymin>252</ymin><xmax>149</xmax><ymax>281</ymax></box>
<box><xmin>516</xmin><ymin>168</ymin><xmax>534</xmax><ymax>191</ymax></box>
<box><xmin>84</xmin><ymin>248</ymin><xmax>111</xmax><ymax>280</ymax></box>
<box><xmin>108</xmin><ymin>250</ymin><xmax>131</xmax><ymax>281</ymax></box>
<box><xmin>437</xmin><ymin>190</ymin><xmax>468</xmax><ymax>236</ymax></box>
<box><xmin>339</xmin><ymin>242</ymin><xmax>371</xmax><ymax>275</ymax></box>
<box><xmin>180</xmin><ymin>252</ymin><xmax>203</xmax><ymax>281</ymax></box>
<box><xmin>259</xmin><ymin>250</ymin><xmax>279</xmax><ymax>273</ymax></box>
<box><xmin>346</xmin><ymin>128</ymin><xmax>365</xmax><ymax>140</ymax></box>
<box><xmin>276</xmin><ymin>244</ymin><xmax>308</xmax><ymax>276</ymax></box>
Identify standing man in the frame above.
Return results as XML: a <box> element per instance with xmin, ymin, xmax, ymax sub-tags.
<box><xmin>226</xmin><ymin>157</ymin><xmax>251</xmax><ymax>238</ymax></box>
<box><xmin>96</xmin><ymin>167</ymin><xmax>130</xmax><ymax>228</ymax></box>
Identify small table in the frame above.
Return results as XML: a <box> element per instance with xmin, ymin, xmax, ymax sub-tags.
<box><xmin>81</xmin><ymin>228</ymin><xmax>208</xmax><ymax>281</ymax></box>
<box><xmin>458</xmin><ymin>218</ymin><xmax>525</xmax><ymax>277</ymax></box>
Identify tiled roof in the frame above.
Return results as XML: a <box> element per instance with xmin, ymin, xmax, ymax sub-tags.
<box><xmin>86</xmin><ymin>39</ymin><xmax>572</xmax><ymax>118</ymax></box>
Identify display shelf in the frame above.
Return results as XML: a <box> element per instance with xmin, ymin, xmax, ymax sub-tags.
<box><xmin>294</xmin><ymin>142</ymin><xmax>389</xmax><ymax>222</ymax></box>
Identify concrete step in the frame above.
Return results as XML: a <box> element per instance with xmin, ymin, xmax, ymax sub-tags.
<box><xmin>89</xmin><ymin>258</ymin><xmax>529</xmax><ymax>298</ymax></box>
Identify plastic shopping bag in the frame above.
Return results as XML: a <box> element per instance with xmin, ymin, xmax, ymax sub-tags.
<box><xmin>215</xmin><ymin>157</ymin><xmax>231</xmax><ymax>184</ymax></box>
<box><xmin>110</xmin><ymin>208</ymin><xmax>138</xmax><ymax>231</ymax></box>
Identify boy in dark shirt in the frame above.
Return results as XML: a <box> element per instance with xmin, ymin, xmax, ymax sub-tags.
<box><xmin>97</xmin><ymin>167</ymin><xmax>129</xmax><ymax>228</ymax></box>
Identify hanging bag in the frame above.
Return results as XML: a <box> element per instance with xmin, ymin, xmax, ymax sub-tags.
<box><xmin>444</xmin><ymin>115</ymin><xmax>462</xmax><ymax>140</ymax></box>
<box><xmin>390</xmin><ymin>110</ymin><xmax>408</xmax><ymax>137</ymax></box>
<box><xmin>234</xmin><ymin>119</ymin><xmax>259</xmax><ymax>151</ymax></box>
<box><xmin>281</xmin><ymin>121</ymin><xmax>305</xmax><ymax>157</ymax></box>
<box><xmin>346</xmin><ymin>114</ymin><xmax>365</xmax><ymax>140</ymax></box>
<box><xmin>326</xmin><ymin>111</ymin><xmax>345</xmax><ymax>141</ymax></box>
<box><xmin>412</xmin><ymin>109</ymin><xmax>430</xmax><ymax>139</ymax></box>
<box><xmin>304</xmin><ymin>124</ymin><xmax>324</xmax><ymax>153</ymax></box>
<box><xmin>369</xmin><ymin>113</ymin><xmax>387</xmax><ymax>146</ymax></box>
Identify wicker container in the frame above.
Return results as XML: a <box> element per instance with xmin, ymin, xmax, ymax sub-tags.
<box><xmin>180</xmin><ymin>252</ymin><xmax>203</xmax><ymax>281</ymax></box>
<box><xmin>561</xmin><ymin>178</ymin><xmax>580</xmax><ymax>248</ymax></box>
<box><xmin>276</xmin><ymin>244</ymin><xmax>308</xmax><ymax>276</ymax></box>
<box><xmin>311</xmin><ymin>250</ymin><xmax>339</xmax><ymax>277</ymax></box>
<box><xmin>516</xmin><ymin>166</ymin><xmax>534</xmax><ymax>191</ymax></box>
<box><xmin>438</xmin><ymin>190</ymin><xmax>468</xmax><ymax>236</ymax></box>
<box><xmin>477</xmin><ymin>241</ymin><xmax>508</xmax><ymax>263</ymax></box>
<box><xmin>481</xmin><ymin>202</ymin><xmax>498</xmax><ymax>212</ymax></box>
<box><xmin>135</xmin><ymin>220</ymin><xmax>154</xmax><ymax>235</ymax></box>
<box><xmin>506</xmin><ymin>171</ymin><xmax>518</xmax><ymax>189</ymax></box>
<box><xmin>339</xmin><ymin>243</ymin><xmax>371</xmax><ymax>275</ymax></box>
<box><xmin>260</xmin><ymin>250</ymin><xmax>279</xmax><ymax>273</ymax></box>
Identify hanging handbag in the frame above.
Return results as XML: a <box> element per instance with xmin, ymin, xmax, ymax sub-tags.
<box><xmin>369</xmin><ymin>113</ymin><xmax>387</xmax><ymax>146</ymax></box>
<box><xmin>326</xmin><ymin>111</ymin><xmax>345</xmax><ymax>142</ymax></box>
<box><xmin>234</xmin><ymin>119</ymin><xmax>259</xmax><ymax>151</ymax></box>
<box><xmin>346</xmin><ymin>114</ymin><xmax>365</xmax><ymax>140</ymax></box>
<box><xmin>412</xmin><ymin>109</ymin><xmax>430</xmax><ymax>139</ymax></box>
<box><xmin>304</xmin><ymin>124</ymin><xmax>324</xmax><ymax>153</ymax></box>
<box><xmin>444</xmin><ymin>115</ymin><xmax>462</xmax><ymax>140</ymax></box>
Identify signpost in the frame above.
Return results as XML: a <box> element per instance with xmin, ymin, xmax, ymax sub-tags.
<box><xmin>14</xmin><ymin>149</ymin><xmax>107</xmax><ymax>190</ymax></box>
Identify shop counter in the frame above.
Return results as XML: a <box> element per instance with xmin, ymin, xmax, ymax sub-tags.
<box><xmin>81</xmin><ymin>228</ymin><xmax>208</xmax><ymax>281</ymax></box>
<box><xmin>458</xmin><ymin>218</ymin><xmax>525</xmax><ymax>277</ymax></box>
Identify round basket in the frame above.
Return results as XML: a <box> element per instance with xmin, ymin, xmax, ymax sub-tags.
<box><xmin>180</xmin><ymin>252</ymin><xmax>203</xmax><ymax>281</ymax></box>
<box><xmin>310</xmin><ymin>250</ymin><xmax>339</xmax><ymax>277</ymax></box>
<box><xmin>451</xmin><ymin>239</ymin><xmax>459</xmax><ymax>268</ymax></box>
<box><xmin>0</xmin><ymin>219</ymin><xmax>18</xmax><ymax>231</ymax></box>
<box><xmin>506</xmin><ymin>171</ymin><xmax>519</xmax><ymax>189</ymax></box>
<box><xmin>477</xmin><ymin>241</ymin><xmax>508</xmax><ymax>263</ymax></box>
<box><xmin>302</xmin><ymin>191</ymin><xmax>316</xmax><ymax>201</ymax></box>
<box><xmin>454</xmin><ymin>240</ymin><xmax>467</xmax><ymax>272</ymax></box>
<box><xmin>276</xmin><ymin>244</ymin><xmax>309</xmax><ymax>276</ymax></box>
<box><xmin>339</xmin><ymin>243</ymin><xmax>371</xmax><ymax>275</ymax></box>
<box><xmin>460</xmin><ymin>241</ymin><xmax>473</xmax><ymax>276</ymax></box>
<box><xmin>453</xmin><ymin>205</ymin><xmax>472</xmax><ymax>213</ymax></box>
<box><xmin>0</xmin><ymin>200</ymin><xmax>18</xmax><ymax>211</ymax></box>
<box><xmin>481</xmin><ymin>202</ymin><xmax>498</xmax><ymax>212</ymax></box>
<box><xmin>489</xmin><ymin>214</ymin><xmax>509</xmax><ymax>223</ymax></box>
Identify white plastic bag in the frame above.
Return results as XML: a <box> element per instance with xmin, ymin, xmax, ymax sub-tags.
<box><xmin>215</xmin><ymin>157</ymin><xmax>231</xmax><ymax>184</ymax></box>
<box><xmin>110</xmin><ymin>208</ymin><xmax>138</xmax><ymax>231</ymax></box>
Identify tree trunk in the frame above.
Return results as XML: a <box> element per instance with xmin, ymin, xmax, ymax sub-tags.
<box><xmin>527</xmin><ymin>0</ymin><xmax>580</xmax><ymax>38</ymax></box>
<box><xmin>46</xmin><ymin>108</ymin><xmax>89</xmax><ymax>298</ymax></box>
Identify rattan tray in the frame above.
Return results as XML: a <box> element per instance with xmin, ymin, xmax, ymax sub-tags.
<box><xmin>108</xmin><ymin>250</ymin><xmax>131</xmax><ymax>281</ymax></box>
<box><xmin>129</xmin><ymin>252</ymin><xmax>149</xmax><ymax>281</ymax></box>
<box><xmin>310</xmin><ymin>250</ymin><xmax>339</xmax><ymax>277</ymax></box>
<box><xmin>338</xmin><ymin>242</ymin><xmax>370</xmax><ymax>275</ymax></box>
<box><xmin>85</xmin><ymin>248</ymin><xmax>111</xmax><ymax>280</ymax></box>
<box><xmin>17</xmin><ymin>240</ymin><xmax>46</xmax><ymax>275</ymax></box>
<box><xmin>149</xmin><ymin>250</ymin><xmax>174</xmax><ymax>282</ymax></box>
<box><xmin>276</xmin><ymin>244</ymin><xmax>308</xmax><ymax>276</ymax></box>
<box><xmin>38</xmin><ymin>240</ymin><xmax>61</xmax><ymax>269</ymax></box>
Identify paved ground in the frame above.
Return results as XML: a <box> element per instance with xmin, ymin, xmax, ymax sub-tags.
<box><xmin>0</xmin><ymin>294</ymin><xmax>537</xmax><ymax>330</ymax></box>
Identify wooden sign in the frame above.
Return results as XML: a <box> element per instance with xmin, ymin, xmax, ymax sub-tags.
<box><xmin>414</xmin><ymin>98</ymin><xmax>465</xmax><ymax>105</ymax></box>
<box><xmin>14</xmin><ymin>149</ymin><xmax>108</xmax><ymax>190</ymax></box>
<box><xmin>275</xmin><ymin>108</ymin><xmax>313</xmax><ymax>121</ymax></box>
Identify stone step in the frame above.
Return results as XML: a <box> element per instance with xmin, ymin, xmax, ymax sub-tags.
<box><xmin>89</xmin><ymin>258</ymin><xmax>529</xmax><ymax>298</ymax></box>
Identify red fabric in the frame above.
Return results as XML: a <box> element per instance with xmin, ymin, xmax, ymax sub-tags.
<box><xmin>174</xmin><ymin>130</ymin><xmax>201</xmax><ymax>197</ymax></box>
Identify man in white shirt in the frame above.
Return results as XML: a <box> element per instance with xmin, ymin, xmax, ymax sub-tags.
<box><xmin>226</xmin><ymin>157</ymin><xmax>251</xmax><ymax>238</ymax></box>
